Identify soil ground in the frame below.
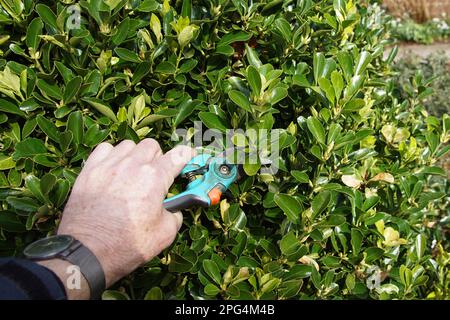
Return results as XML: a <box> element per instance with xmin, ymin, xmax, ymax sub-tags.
<box><xmin>384</xmin><ymin>41</ymin><xmax>450</xmax><ymax>61</ymax></box>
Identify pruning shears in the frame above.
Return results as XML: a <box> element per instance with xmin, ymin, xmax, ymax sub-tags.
<box><xmin>163</xmin><ymin>150</ymin><xmax>242</xmax><ymax>212</ymax></box>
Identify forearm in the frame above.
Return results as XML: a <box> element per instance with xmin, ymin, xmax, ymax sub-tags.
<box><xmin>37</xmin><ymin>259</ymin><xmax>90</xmax><ymax>300</ymax></box>
<box><xmin>0</xmin><ymin>258</ymin><xmax>67</xmax><ymax>300</ymax></box>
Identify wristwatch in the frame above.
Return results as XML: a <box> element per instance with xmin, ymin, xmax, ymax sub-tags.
<box><xmin>23</xmin><ymin>234</ymin><xmax>106</xmax><ymax>299</ymax></box>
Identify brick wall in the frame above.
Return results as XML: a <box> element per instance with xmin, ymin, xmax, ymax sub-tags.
<box><xmin>383</xmin><ymin>0</ymin><xmax>450</xmax><ymax>22</ymax></box>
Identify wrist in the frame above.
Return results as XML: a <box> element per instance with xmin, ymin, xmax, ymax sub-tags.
<box><xmin>56</xmin><ymin>226</ymin><xmax>123</xmax><ymax>287</ymax></box>
<box><xmin>37</xmin><ymin>259</ymin><xmax>90</xmax><ymax>300</ymax></box>
<box><xmin>24</xmin><ymin>233</ymin><xmax>107</xmax><ymax>299</ymax></box>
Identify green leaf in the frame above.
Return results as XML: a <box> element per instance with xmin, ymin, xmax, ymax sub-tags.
<box><xmin>132</xmin><ymin>62</ymin><xmax>151</xmax><ymax>85</ymax></box>
<box><xmin>278</xmin><ymin>279</ymin><xmax>303</xmax><ymax>299</ymax></box>
<box><xmin>320</xmin><ymin>214</ymin><xmax>346</xmax><ymax>227</ymax></box>
<box><xmin>311</xmin><ymin>191</ymin><xmax>331</xmax><ymax>218</ymax></box>
<box><xmin>331</xmin><ymin>70</ymin><xmax>344</xmax><ymax>101</ymax></box>
<box><xmin>36</xmin><ymin>79</ymin><xmax>63</xmax><ymax>100</ymax></box>
<box><xmin>385</xmin><ymin>46</ymin><xmax>398</xmax><ymax>64</ymax></box>
<box><xmin>198</xmin><ymin>112</ymin><xmax>228</xmax><ymax>132</ymax></box>
<box><xmin>268</xmin><ymin>87</ymin><xmax>288</xmax><ymax>105</ymax></box>
<box><xmin>55</xmin><ymin>62</ymin><xmax>74</xmax><ymax>84</ymax></box>
<box><xmin>280</xmin><ymin>231</ymin><xmax>300</xmax><ymax>255</ymax></box>
<box><xmin>26</xmin><ymin>18</ymin><xmax>43</xmax><ymax>50</ymax></box>
<box><xmin>275</xmin><ymin>17</ymin><xmax>292</xmax><ymax>42</ymax></box>
<box><xmin>417</xmin><ymin>166</ymin><xmax>446</xmax><ymax>176</ymax></box>
<box><xmin>274</xmin><ymin>193</ymin><xmax>302</xmax><ymax>223</ymax></box>
<box><xmin>102</xmin><ymin>290</ymin><xmax>130</xmax><ymax>300</ymax></box>
<box><xmin>291</xmin><ymin>170</ymin><xmax>310</xmax><ymax>183</ymax></box>
<box><xmin>415</xmin><ymin>234</ymin><xmax>426</xmax><ymax>260</ymax></box>
<box><xmin>0</xmin><ymin>156</ymin><xmax>15</xmax><ymax>170</ymax></box>
<box><xmin>169</xmin><ymin>252</ymin><xmax>195</xmax><ymax>272</ymax></box>
<box><xmin>337</xmin><ymin>51</ymin><xmax>353</xmax><ymax>82</ymax></box>
<box><xmin>292</xmin><ymin>74</ymin><xmax>310</xmax><ymax>87</ymax></box>
<box><xmin>137</xmin><ymin>113</ymin><xmax>174</xmax><ymax>129</ymax></box>
<box><xmin>313</xmin><ymin>52</ymin><xmax>325</xmax><ymax>84</ymax></box>
<box><xmin>53</xmin><ymin>179</ymin><xmax>70</xmax><ymax>207</ymax></box>
<box><xmin>355</xmin><ymin>51</ymin><xmax>371</xmax><ymax>75</ymax></box>
<box><xmin>25</xmin><ymin>175</ymin><xmax>47</xmax><ymax>203</ymax></box>
<box><xmin>178</xmin><ymin>59</ymin><xmax>197</xmax><ymax>73</ymax></box>
<box><xmin>261</xmin><ymin>278</ymin><xmax>281</xmax><ymax>294</ymax></box>
<box><xmin>80</xmin><ymin>70</ymin><xmax>101</xmax><ymax>97</ymax></box>
<box><xmin>174</xmin><ymin>98</ymin><xmax>199</xmax><ymax>127</ymax></box>
<box><xmin>344</xmin><ymin>75</ymin><xmax>364</xmax><ymax>99</ymax></box>
<box><xmin>351</xmin><ymin>228</ymin><xmax>363</xmax><ymax>255</ymax></box>
<box><xmin>306</xmin><ymin>117</ymin><xmax>325</xmax><ymax>145</ymax></box>
<box><xmin>144</xmin><ymin>287</ymin><xmax>163</xmax><ymax>300</ymax></box>
<box><xmin>343</xmin><ymin>98</ymin><xmax>365</xmax><ymax>112</ymax></box>
<box><xmin>247</xmin><ymin>66</ymin><xmax>261</xmax><ymax>97</ymax></box>
<box><xmin>0</xmin><ymin>211</ymin><xmax>26</xmax><ymax>232</ymax></box>
<box><xmin>83</xmin><ymin>98</ymin><xmax>118</xmax><ymax>122</ymax></box>
<box><xmin>22</xmin><ymin>118</ymin><xmax>37</xmax><ymax>139</ymax></box>
<box><xmin>218</xmin><ymin>32</ymin><xmax>252</xmax><ymax>47</ymax></box>
<box><xmin>40</xmin><ymin>173</ymin><xmax>56</xmax><ymax>195</ymax></box>
<box><xmin>204</xmin><ymin>283</ymin><xmax>221</xmax><ymax>296</ymax></box>
<box><xmin>245</xmin><ymin>44</ymin><xmax>262</xmax><ymax>68</ymax></box>
<box><xmin>261</xmin><ymin>0</ymin><xmax>283</xmax><ymax>15</ymax></box>
<box><xmin>216</xmin><ymin>45</ymin><xmax>234</xmax><ymax>56</ymax></box>
<box><xmin>150</xmin><ymin>13</ymin><xmax>162</xmax><ymax>42</ymax></box>
<box><xmin>243</xmin><ymin>162</ymin><xmax>261</xmax><ymax>176</ymax></box>
<box><xmin>6</xmin><ymin>196</ymin><xmax>40</xmax><ymax>212</ymax></box>
<box><xmin>229</xmin><ymin>90</ymin><xmax>251</xmax><ymax>112</ymax></box>
<box><xmin>318</xmin><ymin>77</ymin><xmax>335</xmax><ymax>104</ymax></box>
<box><xmin>33</xmin><ymin>155</ymin><xmax>58</xmax><ymax>167</ymax></box>
<box><xmin>137</xmin><ymin>0</ymin><xmax>159</xmax><ymax>12</ymax></box>
<box><xmin>178</xmin><ymin>25</ymin><xmax>198</xmax><ymax>48</ymax></box>
<box><xmin>365</xmin><ymin>247</ymin><xmax>384</xmax><ymax>263</ymax></box>
<box><xmin>83</xmin><ymin>124</ymin><xmax>109</xmax><ymax>147</ymax></box>
<box><xmin>36</xmin><ymin>115</ymin><xmax>60</xmax><ymax>143</ymax></box>
<box><xmin>400</xmin><ymin>265</ymin><xmax>412</xmax><ymax>288</ymax></box>
<box><xmin>322</xmin><ymin>255</ymin><xmax>341</xmax><ymax>268</ymax></box>
<box><xmin>114</xmin><ymin>48</ymin><xmax>142</xmax><ymax>63</ymax></box>
<box><xmin>181</xmin><ymin>0</ymin><xmax>192</xmax><ymax>18</ymax></box>
<box><xmin>36</xmin><ymin>4</ymin><xmax>58</xmax><ymax>31</ymax></box>
<box><xmin>12</xmin><ymin>138</ymin><xmax>47</xmax><ymax>160</ymax></box>
<box><xmin>259</xmin><ymin>239</ymin><xmax>280</xmax><ymax>258</ymax></box>
<box><xmin>67</xmin><ymin>111</ymin><xmax>84</xmax><ymax>145</ymax></box>
<box><xmin>203</xmin><ymin>259</ymin><xmax>222</xmax><ymax>285</ymax></box>
<box><xmin>286</xmin><ymin>265</ymin><xmax>312</xmax><ymax>279</ymax></box>
<box><xmin>63</xmin><ymin>76</ymin><xmax>82</xmax><ymax>105</ymax></box>
<box><xmin>155</xmin><ymin>61</ymin><xmax>176</xmax><ymax>74</ymax></box>
<box><xmin>111</xmin><ymin>17</ymin><xmax>130</xmax><ymax>46</ymax></box>
<box><xmin>0</xmin><ymin>99</ymin><xmax>25</xmax><ymax>117</ymax></box>
<box><xmin>59</xmin><ymin>131</ymin><xmax>73</xmax><ymax>153</ymax></box>
<box><xmin>8</xmin><ymin>169</ymin><xmax>21</xmax><ymax>187</ymax></box>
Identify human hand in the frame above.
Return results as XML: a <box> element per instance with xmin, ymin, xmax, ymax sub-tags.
<box><xmin>57</xmin><ymin>139</ymin><xmax>195</xmax><ymax>289</ymax></box>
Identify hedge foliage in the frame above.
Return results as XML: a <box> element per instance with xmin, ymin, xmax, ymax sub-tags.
<box><xmin>0</xmin><ymin>0</ymin><xmax>449</xmax><ymax>300</ymax></box>
<box><xmin>394</xmin><ymin>51</ymin><xmax>450</xmax><ymax>118</ymax></box>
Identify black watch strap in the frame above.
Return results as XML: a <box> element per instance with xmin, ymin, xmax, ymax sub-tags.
<box><xmin>58</xmin><ymin>240</ymin><xmax>106</xmax><ymax>299</ymax></box>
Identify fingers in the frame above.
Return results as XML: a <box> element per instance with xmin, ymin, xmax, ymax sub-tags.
<box><xmin>132</xmin><ymin>138</ymin><xmax>163</xmax><ymax>164</ymax></box>
<box><xmin>152</xmin><ymin>145</ymin><xmax>196</xmax><ymax>193</ymax></box>
<box><xmin>110</xmin><ymin>140</ymin><xmax>136</xmax><ymax>162</ymax></box>
<box><xmin>84</xmin><ymin>142</ymin><xmax>114</xmax><ymax>168</ymax></box>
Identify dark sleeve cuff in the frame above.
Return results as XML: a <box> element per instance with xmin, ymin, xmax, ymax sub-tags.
<box><xmin>0</xmin><ymin>258</ymin><xmax>67</xmax><ymax>300</ymax></box>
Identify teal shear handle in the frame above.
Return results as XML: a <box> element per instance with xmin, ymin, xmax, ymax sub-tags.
<box><xmin>163</xmin><ymin>153</ymin><xmax>239</xmax><ymax>212</ymax></box>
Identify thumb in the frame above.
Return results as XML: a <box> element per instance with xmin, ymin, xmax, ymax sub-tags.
<box><xmin>153</xmin><ymin>145</ymin><xmax>196</xmax><ymax>193</ymax></box>
<box><xmin>158</xmin><ymin>210</ymin><xmax>183</xmax><ymax>250</ymax></box>
<box><xmin>164</xmin><ymin>210</ymin><xmax>183</xmax><ymax>231</ymax></box>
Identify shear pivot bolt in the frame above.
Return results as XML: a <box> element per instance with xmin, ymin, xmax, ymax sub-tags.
<box><xmin>219</xmin><ymin>165</ymin><xmax>230</xmax><ymax>175</ymax></box>
<box><xmin>185</xmin><ymin>172</ymin><xmax>196</xmax><ymax>182</ymax></box>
